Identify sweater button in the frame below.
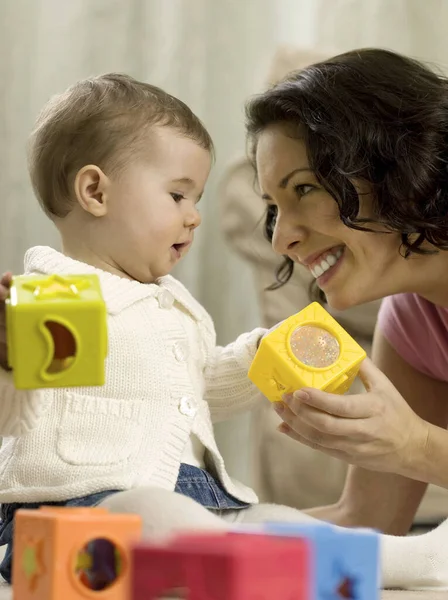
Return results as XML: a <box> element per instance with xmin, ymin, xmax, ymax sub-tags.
<box><xmin>179</xmin><ymin>396</ymin><xmax>197</xmax><ymax>417</ymax></box>
<box><xmin>173</xmin><ymin>341</ymin><xmax>188</xmax><ymax>362</ymax></box>
<box><xmin>158</xmin><ymin>289</ymin><xmax>174</xmax><ymax>309</ymax></box>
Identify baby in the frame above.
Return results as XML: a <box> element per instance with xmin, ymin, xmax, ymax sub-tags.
<box><xmin>0</xmin><ymin>73</ymin><xmax>313</xmax><ymax>584</ymax></box>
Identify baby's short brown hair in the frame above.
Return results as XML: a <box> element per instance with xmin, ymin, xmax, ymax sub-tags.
<box><xmin>28</xmin><ymin>73</ymin><xmax>214</xmax><ymax>218</ymax></box>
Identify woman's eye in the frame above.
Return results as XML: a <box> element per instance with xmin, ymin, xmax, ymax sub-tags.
<box><xmin>294</xmin><ymin>184</ymin><xmax>315</xmax><ymax>196</ymax></box>
<box><xmin>170</xmin><ymin>192</ymin><xmax>185</xmax><ymax>202</ymax></box>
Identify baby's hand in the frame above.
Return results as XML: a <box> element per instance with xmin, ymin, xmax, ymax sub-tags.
<box><xmin>257</xmin><ymin>319</ymin><xmax>285</xmax><ymax>348</ymax></box>
<box><xmin>0</xmin><ymin>272</ymin><xmax>12</xmax><ymax>371</ymax></box>
<box><xmin>264</xmin><ymin>319</ymin><xmax>285</xmax><ymax>338</ymax></box>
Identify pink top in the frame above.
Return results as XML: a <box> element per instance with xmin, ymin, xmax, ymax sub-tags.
<box><xmin>378</xmin><ymin>294</ymin><xmax>448</xmax><ymax>382</ymax></box>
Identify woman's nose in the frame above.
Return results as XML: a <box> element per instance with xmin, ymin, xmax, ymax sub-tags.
<box><xmin>272</xmin><ymin>218</ymin><xmax>307</xmax><ymax>256</ymax></box>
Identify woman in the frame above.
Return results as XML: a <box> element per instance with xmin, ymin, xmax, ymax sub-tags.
<box><xmin>219</xmin><ymin>44</ymin><xmax>383</xmax><ymax>513</ymax></box>
<box><xmin>245</xmin><ymin>47</ymin><xmax>448</xmax><ymax>588</ymax></box>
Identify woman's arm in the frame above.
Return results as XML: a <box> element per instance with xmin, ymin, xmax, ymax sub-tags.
<box><xmin>306</xmin><ymin>328</ymin><xmax>448</xmax><ymax>534</ymax></box>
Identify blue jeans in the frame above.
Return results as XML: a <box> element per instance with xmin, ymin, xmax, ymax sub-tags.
<box><xmin>0</xmin><ymin>464</ymin><xmax>248</xmax><ymax>584</ymax></box>
<box><xmin>174</xmin><ymin>463</ymin><xmax>249</xmax><ymax>511</ymax></box>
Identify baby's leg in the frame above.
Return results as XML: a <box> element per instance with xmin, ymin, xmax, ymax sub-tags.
<box><xmin>227</xmin><ymin>503</ymin><xmax>448</xmax><ymax>590</ymax></box>
<box><xmin>222</xmin><ymin>502</ymin><xmax>318</xmax><ymax>526</ymax></box>
<box><xmin>98</xmin><ymin>487</ymin><xmax>230</xmax><ymax>539</ymax></box>
<box><xmin>381</xmin><ymin>517</ymin><xmax>448</xmax><ymax>589</ymax></box>
<box><xmin>99</xmin><ymin>493</ymin><xmax>448</xmax><ymax>589</ymax></box>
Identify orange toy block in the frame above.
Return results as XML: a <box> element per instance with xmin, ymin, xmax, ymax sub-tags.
<box><xmin>13</xmin><ymin>506</ymin><xmax>142</xmax><ymax>600</ymax></box>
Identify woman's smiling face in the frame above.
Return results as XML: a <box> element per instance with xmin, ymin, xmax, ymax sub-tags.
<box><xmin>255</xmin><ymin>123</ymin><xmax>408</xmax><ymax>311</ymax></box>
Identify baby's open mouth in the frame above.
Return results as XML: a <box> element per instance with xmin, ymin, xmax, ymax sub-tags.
<box><xmin>172</xmin><ymin>243</ymin><xmax>187</xmax><ymax>251</ymax></box>
<box><xmin>171</xmin><ymin>242</ymin><xmax>191</xmax><ymax>257</ymax></box>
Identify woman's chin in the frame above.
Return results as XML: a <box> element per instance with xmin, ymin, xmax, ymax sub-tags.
<box><xmin>323</xmin><ymin>289</ymin><xmax>363</xmax><ymax>312</ymax></box>
<box><xmin>324</xmin><ymin>284</ymin><xmax>383</xmax><ymax>311</ymax></box>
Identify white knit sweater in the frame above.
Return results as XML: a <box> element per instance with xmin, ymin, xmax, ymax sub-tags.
<box><xmin>0</xmin><ymin>246</ymin><xmax>265</xmax><ymax>504</ymax></box>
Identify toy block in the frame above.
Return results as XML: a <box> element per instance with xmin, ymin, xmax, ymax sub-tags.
<box><xmin>262</xmin><ymin>522</ymin><xmax>380</xmax><ymax>600</ymax></box>
<box><xmin>249</xmin><ymin>302</ymin><xmax>366</xmax><ymax>402</ymax></box>
<box><xmin>131</xmin><ymin>532</ymin><xmax>310</xmax><ymax>600</ymax></box>
<box><xmin>12</xmin><ymin>506</ymin><xmax>142</xmax><ymax>600</ymax></box>
<box><xmin>6</xmin><ymin>274</ymin><xmax>108</xmax><ymax>389</ymax></box>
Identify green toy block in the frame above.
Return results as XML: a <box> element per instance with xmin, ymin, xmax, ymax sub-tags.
<box><xmin>6</xmin><ymin>274</ymin><xmax>108</xmax><ymax>389</ymax></box>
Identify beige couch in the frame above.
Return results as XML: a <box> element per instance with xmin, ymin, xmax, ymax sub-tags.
<box><xmin>218</xmin><ymin>149</ymin><xmax>448</xmax><ymax>523</ymax></box>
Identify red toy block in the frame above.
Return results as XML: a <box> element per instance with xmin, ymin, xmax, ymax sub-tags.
<box><xmin>131</xmin><ymin>532</ymin><xmax>310</xmax><ymax>600</ymax></box>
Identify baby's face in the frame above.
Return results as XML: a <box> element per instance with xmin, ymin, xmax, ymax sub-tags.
<box><xmin>98</xmin><ymin>127</ymin><xmax>211</xmax><ymax>283</ymax></box>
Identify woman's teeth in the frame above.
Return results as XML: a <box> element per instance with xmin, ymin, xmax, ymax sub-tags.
<box><xmin>310</xmin><ymin>248</ymin><xmax>343</xmax><ymax>279</ymax></box>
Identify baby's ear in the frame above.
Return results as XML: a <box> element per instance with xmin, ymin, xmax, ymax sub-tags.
<box><xmin>74</xmin><ymin>165</ymin><xmax>110</xmax><ymax>216</ymax></box>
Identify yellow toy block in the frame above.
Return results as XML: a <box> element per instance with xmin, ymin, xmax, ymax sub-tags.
<box><xmin>248</xmin><ymin>302</ymin><xmax>366</xmax><ymax>403</ymax></box>
<box><xmin>6</xmin><ymin>274</ymin><xmax>108</xmax><ymax>389</ymax></box>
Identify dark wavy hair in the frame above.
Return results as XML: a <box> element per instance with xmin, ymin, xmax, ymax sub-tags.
<box><xmin>245</xmin><ymin>48</ymin><xmax>448</xmax><ymax>293</ymax></box>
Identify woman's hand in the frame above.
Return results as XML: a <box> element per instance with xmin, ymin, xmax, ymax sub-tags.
<box><xmin>274</xmin><ymin>357</ymin><xmax>429</xmax><ymax>476</ymax></box>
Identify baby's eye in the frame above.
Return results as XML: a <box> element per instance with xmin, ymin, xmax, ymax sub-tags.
<box><xmin>170</xmin><ymin>192</ymin><xmax>185</xmax><ymax>202</ymax></box>
<box><xmin>266</xmin><ymin>204</ymin><xmax>278</xmax><ymax>224</ymax></box>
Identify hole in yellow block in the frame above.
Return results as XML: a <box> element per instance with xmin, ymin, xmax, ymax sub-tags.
<box><xmin>290</xmin><ymin>325</ymin><xmax>340</xmax><ymax>368</ymax></box>
<box><xmin>44</xmin><ymin>321</ymin><xmax>77</xmax><ymax>374</ymax></box>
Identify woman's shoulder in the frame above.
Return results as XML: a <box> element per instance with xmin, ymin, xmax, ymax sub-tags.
<box><xmin>378</xmin><ymin>293</ymin><xmax>448</xmax><ymax>382</ymax></box>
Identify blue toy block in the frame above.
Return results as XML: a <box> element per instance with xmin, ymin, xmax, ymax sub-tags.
<box><xmin>263</xmin><ymin>522</ymin><xmax>380</xmax><ymax>600</ymax></box>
